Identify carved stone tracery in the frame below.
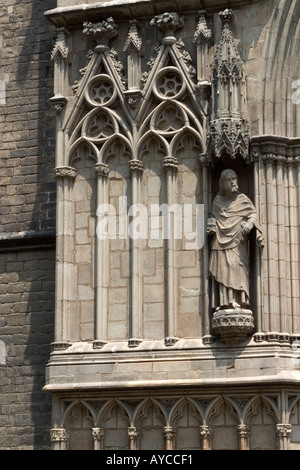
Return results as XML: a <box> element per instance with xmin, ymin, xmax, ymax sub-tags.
<box><xmin>209</xmin><ymin>9</ymin><xmax>249</xmax><ymax>163</ymax></box>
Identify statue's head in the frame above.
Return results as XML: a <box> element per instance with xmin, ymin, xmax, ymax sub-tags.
<box><xmin>219</xmin><ymin>169</ymin><xmax>239</xmax><ymax>196</ymax></box>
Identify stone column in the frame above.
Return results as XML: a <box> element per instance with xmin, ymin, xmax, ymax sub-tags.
<box><xmin>128</xmin><ymin>427</ymin><xmax>139</xmax><ymax>450</ymax></box>
<box><xmin>238</xmin><ymin>424</ymin><xmax>250</xmax><ymax>450</ymax></box>
<box><xmin>287</xmin><ymin>156</ymin><xmax>300</xmax><ymax>332</ymax></box>
<box><xmin>93</xmin><ymin>163</ymin><xmax>109</xmax><ymax>349</ymax></box>
<box><xmin>128</xmin><ymin>160</ymin><xmax>144</xmax><ymax>347</ymax></box>
<box><xmin>164</xmin><ymin>426</ymin><xmax>176</xmax><ymax>450</ymax></box>
<box><xmin>276</xmin><ymin>424</ymin><xmax>292</xmax><ymax>450</ymax></box>
<box><xmin>276</xmin><ymin>155</ymin><xmax>288</xmax><ymax>332</ymax></box>
<box><xmin>53</xmin><ymin>166</ymin><xmax>77</xmax><ymax>349</ymax></box>
<box><xmin>251</xmin><ymin>147</ymin><xmax>263</xmax><ymax>332</ymax></box>
<box><xmin>200</xmin><ymin>153</ymin><xmax>211</xmax><ymax>339</ymax></box>
<box><xmin>163</xmin><ymin>157</ymin><xmax>179</xmax><ymax>346</ymax></box>
<box><xmin>200</xmin><ymin>425</ymin><xmax>213</xmax><ymax>450</ymax></box>
<box><xmin>92</xmin><ymin>427</ymin><xmax>104</xmax><ymax>450</ymax></box>
<box><xmin>263</xmin><ymin>154</ymin><xmax>277</xmax><ymax>331</ymax></box>
<box><xmin>50</xmin><ymin>428</ymin><xmax>68</xmax><ymax>450</ymax></box>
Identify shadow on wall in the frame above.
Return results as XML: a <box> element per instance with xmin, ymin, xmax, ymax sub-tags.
<box><xmin>15</xmin><ymin>0</ymin><xmax>57</xmax><ymax>450</ymax></box>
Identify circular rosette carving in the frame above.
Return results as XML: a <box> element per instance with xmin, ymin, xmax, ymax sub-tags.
<box><xmin>85</xmin><ymin>74</ymin><xmax>117</xmax><ymax>107</ymax></box>
<box><xmin>83</xmin><ymin>108</ymin><xmax>118</xmax><ymax>142</ymax></box>
<box><xmin>153</xmin><ymin>67</ymin><xmax>186</xmax><ymax>101</ymax></box>
<box><xmin>150</xmin><ymin>102</ymin><xmax>188</xmax><ymax>136</ymax></box>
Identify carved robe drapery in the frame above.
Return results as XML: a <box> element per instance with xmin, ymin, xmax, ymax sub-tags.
<box><xmin>209</xmin><ymin>191</ymin><xmax>263</xmax><ymax>308</ymax></box>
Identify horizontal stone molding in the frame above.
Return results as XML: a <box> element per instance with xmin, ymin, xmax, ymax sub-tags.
<box><xmin>45</xmin><ymin>1</ymin><xmax>254</xmax><ymax>27</ymax></box>
<box><xmin>0</xmin><ymin>229</ymin><xmax>56</xmax><ymax>252</ymax></box>
<box><xmin>251</xmin><ymin>135</ymin><xmax>300</xmax><ymax>165</ymax></box>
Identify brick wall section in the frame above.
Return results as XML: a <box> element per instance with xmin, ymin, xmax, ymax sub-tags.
<box><xmin>0</xmin><ymin>0</ymin><xmax>57</xmax><ymax>450</ymax></box>
<box><xmin>0</xmin><ymin>248</ymin><xmax>55</xmax><ymax>449</ymax></box>
<box><xmin>0</xmin><ymin>0</ymin><xmax>57</xmax><ymax>234</ymax></box>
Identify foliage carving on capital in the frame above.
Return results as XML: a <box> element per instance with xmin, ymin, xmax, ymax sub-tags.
<box><xmin>83</xmin><ymin>18</ymin><xmax>118</xmax><ymax>46</ymax></box>
<box><xmin>164</xmin><ymin>426</ymin><xmax>176</xmax><ymax>440</ymax></box>
<box><xmin>92</xmin><ymin>428</ymin><xmax>104</xmax><ymax>440</ymax></box>
<box><xmin>54</xmin><ymin>166</ymin><xmax>77</xmax><ymax>180</ymax></box>
<box><xmin>276</xmin><ymin>424</ymin><xmax>292</xmax><ymax>436</ymax></box>
<box><xmin>150</xmin><ymin>12</ymin><xmax>185</xmax><ymax>38</ymax></box>
<box><xmin>200</xmin><ymin>425</ymin><xmax>213</xmax><ymax>438</ymax></box>
<box><xmin>237</xmin><ymin>424</ymin><xmax>250</xmax><ymax>436</ymax></box>
<box><xmin>50</xmin><ymin>428</ymin><xmax>68</xmax><ymax>442</ymax></box>
<box><xmin>95</xmin><ymin>163</ymin><xmax>109</xmax><ymax>178</ymax></box>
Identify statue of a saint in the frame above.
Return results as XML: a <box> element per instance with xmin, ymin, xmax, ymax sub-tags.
<box><xmin>208</xmin><ymin>169</ymin><xmax>263</xmax><ymax>311</ymax></box>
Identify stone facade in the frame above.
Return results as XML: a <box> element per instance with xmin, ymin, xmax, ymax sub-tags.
<box><xmin>1</xmin><ymin>0</ymin><xmax>300</xmax><ymax>451</ymax></box>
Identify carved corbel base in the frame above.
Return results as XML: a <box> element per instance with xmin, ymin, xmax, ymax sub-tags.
<box><xmin>51</xmin><ymin>341</ymin><xmax>72</xmax><ymax>351</ymax></box>
<box><xmin>92</xmin><ymin>340</ymin><xmax>108</xmax><ymax>349</ymax></box>
<box><xmin>212</xmin><ymin>308</ymin><xmax>254</xmax><ymax>346</ymax></box>
<box><xmin>128</xmin><ymin>338</ymin><xmax>143</xmax><ymax>348</ymax></box>
<box><xmin>164</xmin><ymin>337</ymin><xmax>180</xmax><ymax>347</ymax></box>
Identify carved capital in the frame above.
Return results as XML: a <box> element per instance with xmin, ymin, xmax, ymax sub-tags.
<box><xmin>163</xmin><ymin>156</ymin><xmax>178</xmax><ymax>171</ymax></box>
<box><xmin>287</xmin><ymin>156</ymin><xmax>300</xmax><ymax>166</ymax></box>
<box><xmin>276</xmin><ymin>424</ymin><xmax>292</xmax><ymax>437</ymax></box>
<box><xmin>83</xmin><ymin>18</ymin><xmax>118</xmax><ymax>46</ymax></box>
<box><xmin>129</xmin><ymin>160</ymin><xmax>144</xmax><ymax>174</ymax></box>
<box><xmin>92</xmin><ymin>428</ymin><xmax>104</xmax><ymax>440</ymax></box>
<box><xmin>95</xmin><ymin>163</ymin><xmax>109</xmax><ymax>178</ymax></box>
<box><xmin>200</xmin><ymin>425</ymin><xmax>213</xmax><ymax>438</ymax></box>
<box><xmin>50</xmin><ymin>428</ymin><xmax>68</xmax><ymax>442</ymax></box>
<box><xmin>238</xmin><ymin>424</ymin><xmax>250</xmax><ymax>436</ymax></box>
<box><xmin>199</xmin><ymin>153</ymin><xmax>211</xmax><ymax>168</ymax></box>
<box><xmin>54</xmin><ymin>166</ymin><xmax>77</xmax><ymax>180</ymax></box>
<box><xmin>164</xmin><ymin>426</ymin><xmax>176</xmax><ymax>440</ymax></box>
<box><xmin>262</xmin><ymin>154</ymin><xmax>279</xmax><ymax>165</ymax></box>
<box><xmin>150</xmin><ymin>12</ymin><xmax>184</xmax><ymax>38</ymax></box>
<box><xmin>128</xmin><ymin>427</ymin><xmax>139</xmax><ymax>440</ymax></box>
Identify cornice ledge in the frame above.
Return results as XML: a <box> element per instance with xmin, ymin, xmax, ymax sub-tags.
<box><xmin>251</xmin><ymin>134</ymin><xmax>300</xmax><ymax>146</ymax></box>
<box><xmin>45</xmin><ymin>0</ymin><xmax>262</xmax><ymax>27</ymax></box>
<box><xmin>43</xmin><ymin>371</ymin><xmax>300</xmax><ymax>393</ymax></box>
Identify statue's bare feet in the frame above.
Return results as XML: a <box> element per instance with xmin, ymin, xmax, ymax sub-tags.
<box><xmin>232</xmin><ymin>302</ymin><xmax>241</xmax><ymax>309</ymax></box>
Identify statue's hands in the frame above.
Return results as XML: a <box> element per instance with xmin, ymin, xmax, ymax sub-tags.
<box><xmin>241</xmin><ymin>220</ymin><xmax>254</xmax><ymax>235</ymax></box>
